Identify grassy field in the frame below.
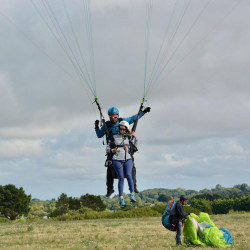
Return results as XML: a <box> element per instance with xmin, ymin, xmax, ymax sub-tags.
<box><xmin>0</xmin><ymin>213</ymin><xmax>249</xmax><ymax>249</ymax></box>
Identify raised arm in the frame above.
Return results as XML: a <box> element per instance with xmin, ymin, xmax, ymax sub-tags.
<box><xmin>123</xmin><ymin>112</ymin><xmax>144</xmax><ymax>125</ymax></box>
<box><xmin>123</xmin><ymin>107</ymin><xmax>151</xmax><ymax>125</ymax></box>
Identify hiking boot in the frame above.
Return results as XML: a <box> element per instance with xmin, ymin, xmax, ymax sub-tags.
<box><xmin>134</xmin><ymin>185</ymin><xmax>139</xmax><ymax>193</ymax></box>
<box><xmin>119</xmin><ymin>197</ymin><xmax>126</xmax><ymax>207</ymax></box>
<box><xmin>130</xmin><ymin>193</ymin><xmax>136</xmax><ymax>202</ymax></box>
<box><xmin>106</xmin><ymin>188</ymin><xmax>114</xmax><ymax>197</ymax></box>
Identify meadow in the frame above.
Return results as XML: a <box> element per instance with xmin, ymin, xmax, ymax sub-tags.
<box><xmin>0</xmin><ymin>213</ymin><xmax>249</xmax><ymax>249</ymax></box>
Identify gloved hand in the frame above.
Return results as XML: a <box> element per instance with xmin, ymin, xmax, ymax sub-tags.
<box><xmin>95</xmin><ymin>120</ymin><xmax>99</xmax><ymax>129</ymax></box>
<box><xmin>143</xmin><ymin>107</ymin><xmax>151</xmax><ymax>114</ymax></box>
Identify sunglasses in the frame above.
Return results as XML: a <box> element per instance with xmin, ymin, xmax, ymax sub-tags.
<box><xmin>109</xmin><ymin>116</ymin><xmax>118</xmax><ymax>119</ymax></box>
<box><xmin>119</xmin><ymin>128</ymin><xmax>126</xmax><ymax>131</ymax></box>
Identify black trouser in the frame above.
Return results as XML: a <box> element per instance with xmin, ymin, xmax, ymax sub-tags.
<box><xmin>106</xmin><ymin>165</ymin><xmax>114</xmax><ymax>189</ymax></box>
<box><xmin>132</xmin><ymin>163</ymin><xmax>137</xmax><ymax>185</ymax></box>
<box><xmin>106</xmin><ymin>160</ymin><xmax>137</xmax><ymax>189</ymax></box>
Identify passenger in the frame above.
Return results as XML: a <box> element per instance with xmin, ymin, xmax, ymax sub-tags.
<box><xmin>95</xmin><ymin>106</ymin><xmax>150</xmax><ymax>197</ymax></box>
<box><xmin>169</xmin><ymin>195</ymin><xmax>190</xmax><ymax>245</ymax></box>
<box><xmin>106</xmin><ymin>121</ymin><xmax>138</xmax><ymax>207</ymax></box>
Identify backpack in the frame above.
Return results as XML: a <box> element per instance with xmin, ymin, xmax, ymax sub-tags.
<box><xmin>162</xmin><ymin>199</ymin><xmax>177</xmax><ymax>231</ymax></box>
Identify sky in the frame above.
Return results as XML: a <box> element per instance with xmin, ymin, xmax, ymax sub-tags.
<box><xmin>0</xmin><ymin>0</ymin><xmax>249</xmax><ymax>200</ymax></box>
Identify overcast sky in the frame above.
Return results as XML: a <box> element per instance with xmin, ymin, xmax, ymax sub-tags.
<box><xmin>0</xmin><ymin>0</ymin><xmax>249</xmax><ymax>200</ymax></box>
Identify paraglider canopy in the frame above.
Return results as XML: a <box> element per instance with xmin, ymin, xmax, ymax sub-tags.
<box><xmin>183</xmin><ymin>212</ymin><xmax>233</xmax><ymax>247</ymax></box>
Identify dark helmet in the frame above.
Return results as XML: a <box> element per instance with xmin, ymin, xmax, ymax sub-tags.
<box><xmin>180</xmin><ymin>195</ymin><xmax>188</xmax><ymax>201</ymax></box>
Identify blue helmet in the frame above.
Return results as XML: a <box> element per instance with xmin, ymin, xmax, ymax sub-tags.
<box><xmin>108</xmin><ymin>107</ymin><xmax>119</xmax><ymax>115</ymax></box>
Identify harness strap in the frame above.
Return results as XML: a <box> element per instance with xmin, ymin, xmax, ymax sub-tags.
<box><xmin>168</xmin><ymin>199</ymin><xmax>174</xmax><ymax>211</ymax></box>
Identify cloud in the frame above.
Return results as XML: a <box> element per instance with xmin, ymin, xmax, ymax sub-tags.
<box><xmin>223</xmin><ymin>141</ymin><xmax>245</xmax><ymax>154</ymax></box>
<box><xmin>0</xmin><ymin>139</ymin><xmax>42</xmax><ymax>159</ymax></box>
<box><xmin>0</xmin><ymin>1</ymin><xmax>249</xmax><ymax>198</ymax></box>
<box><xmin>0</xmin><ymin>72</ymin><xmax>21</xmax><ymax>122</ymax></box>
<box><xmin>0</xmin><ymin>115</ymin><xmax>95</xmax><ymax>139</ymax></box>
<box><xmin>164</xmin><ymin>154</ymin><xmax>192</xmax><ymax>167</ymax></box>
<box><xmin>138</xmin><ymin>96</ymin><xmax>250</xmax><ymax>145</ymax></box>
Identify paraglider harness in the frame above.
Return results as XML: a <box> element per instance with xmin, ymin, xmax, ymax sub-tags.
<box><xmin>94</xmin><ymin>97</ymin><xmax>140</xmax><ymax>177</ymax></box>
<box><xmin>104</xmin><ymin>120</ymin><xmax>138</xmax><ymax>167</ymax></box>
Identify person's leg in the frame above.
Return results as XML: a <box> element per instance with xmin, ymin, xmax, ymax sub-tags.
<box><xmin>132</xmin><ymin>161</ymin><xmax>136</xmax><ymax>185</ymax></box>
<box><xmin>112</xmin><ymin>160</ymin><xmax>124</xmax><ymax>197</ymax></box>
<box><xmin>132</xmin><ymin>161</ymin><xmax>139</xmax><ymax>193</ymax></box>
<box><xmin>124</xmin><ymin>160</ymin><xmax>134</xmax><ymax>193</ymax></box>
<box><xmin>106</xmin><ymin>165</ymin><xmax>114</xmax><ymax>197</ymax></box>
<box><xmin>175</xmin><ymin>220</ymin><xmax>182</xmax><ymax>245</ymax></box>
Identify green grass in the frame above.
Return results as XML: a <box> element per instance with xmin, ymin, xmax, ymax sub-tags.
<box><xmin>0</xmin><ymin>213</ymin><xmax>249</xmax><ymax>249</ymax></box>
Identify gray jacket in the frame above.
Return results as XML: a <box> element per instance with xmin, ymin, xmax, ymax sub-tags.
<box><xmin>106</xmin><ymin>134</ymin><xmax>138</xmax><ymax>161</ymax></box>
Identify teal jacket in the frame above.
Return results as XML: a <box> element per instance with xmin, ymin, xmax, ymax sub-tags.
<box><xmin>95</xmin><ymin>112</ymin><xmax>144</xmax><ymax>138</ymax></box>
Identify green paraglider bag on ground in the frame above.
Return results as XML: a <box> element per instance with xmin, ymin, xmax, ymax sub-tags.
<box><xmin>183</xmin><ymin>212</ymin><xmax>233</xmax><ymax>248</ymax></box>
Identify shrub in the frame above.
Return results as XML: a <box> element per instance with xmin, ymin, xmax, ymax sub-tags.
<box><xmin>49</xmin><ymin>208</ymin><xmax>67</xmax><ymax>217</ymax></box>
<box><xmin>212</xmin><ymin>199</ymin><xmax>234</xmax><ymax>214</ymax></box>
<box><xmin>183</xmin><ymin>206</ymin><xmax>200</xmax><ymax>214</ymax></box>
<box><xmin>0</xmin><ymin>217</ymin><xmax>10</xmax><ymax>223</ymax></box>
<box><xmin>80</xmin><ymin>194</ymin><xmax>106</xmax><ymax>211</ymax></box>
<box><xmin>150</xmin><ymin>204</ymin><xmax>166</xmax><ymax>214</ymax></box>
<box><xmin>51</xmin><ymin>206</ymin><xmax>163</xmax><ymax>220</ymax></box>
<box><xmin>233</xmin><ymin>196</ymin><xmax>250</xmax><ymax>212</ymax></box>
<box><xmin>190</xmin><ymin>199</ymin><xmax>212</xmax><ymax>214</ymax></box>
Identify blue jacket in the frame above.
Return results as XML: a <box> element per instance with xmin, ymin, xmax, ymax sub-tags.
<box><xmin>95</xmin><ymin>112</ymin><xmax>144</xmax><ymax>138</ymax></box>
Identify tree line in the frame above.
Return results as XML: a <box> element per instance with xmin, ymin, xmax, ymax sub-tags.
<box><xmin>49</xmin><ymin>193</ymin><xmax>106</xmax><ymax>217</ymax></box>
<box><xmin>0</xmin><ymin>183</ymin><xmax>249</xmax><ymax>220</ymax></box>
<box><xmin>190</xmin><ymin>196</ymin><xmax>250</xmax><ymax>214</ymax></box>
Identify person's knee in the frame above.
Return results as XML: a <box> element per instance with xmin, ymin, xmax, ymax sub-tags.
<box><xmin>126</xmin><ymin>174</ymin><xmax>132</xmax><ymax>180</ymax></box>
<box><xmin>118</xmin><ymin>177</ymin><xmax>124</xmax><ymax>182</ymax></box>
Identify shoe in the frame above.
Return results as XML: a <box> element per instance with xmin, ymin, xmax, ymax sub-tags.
<box><xmin>134</xmin><ymin>185</ymin><xmax>139</xmax><ymax>193</ymax></box>
<box><xmin>106</xmin><ymin>188</ymin><xmax>114</xmax><ymax>197</ymax></box>
<box><xmin>119</xmin><ymin>197</ymin><xmax>126</xmax><ymax>207</ymax></box>
<box><xmin>130</xmin><ymin>193</ymin><xmax>136</xmax><ymax>202</ymax></box>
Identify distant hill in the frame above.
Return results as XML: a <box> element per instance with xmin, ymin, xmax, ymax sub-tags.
<box><xmin>138</xmin><ymin>183</ymin><xmax>250</xmax><ymax>202</ymax></box>
<box><xmin>102</xmin><ymin>183</ymin><xmax>250</xmax><ymax>210</ymax></box>
<box><xmin>138</xmin><ymin>187</ymin><xmax>197</xmax><ymax>202</ymax></box>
